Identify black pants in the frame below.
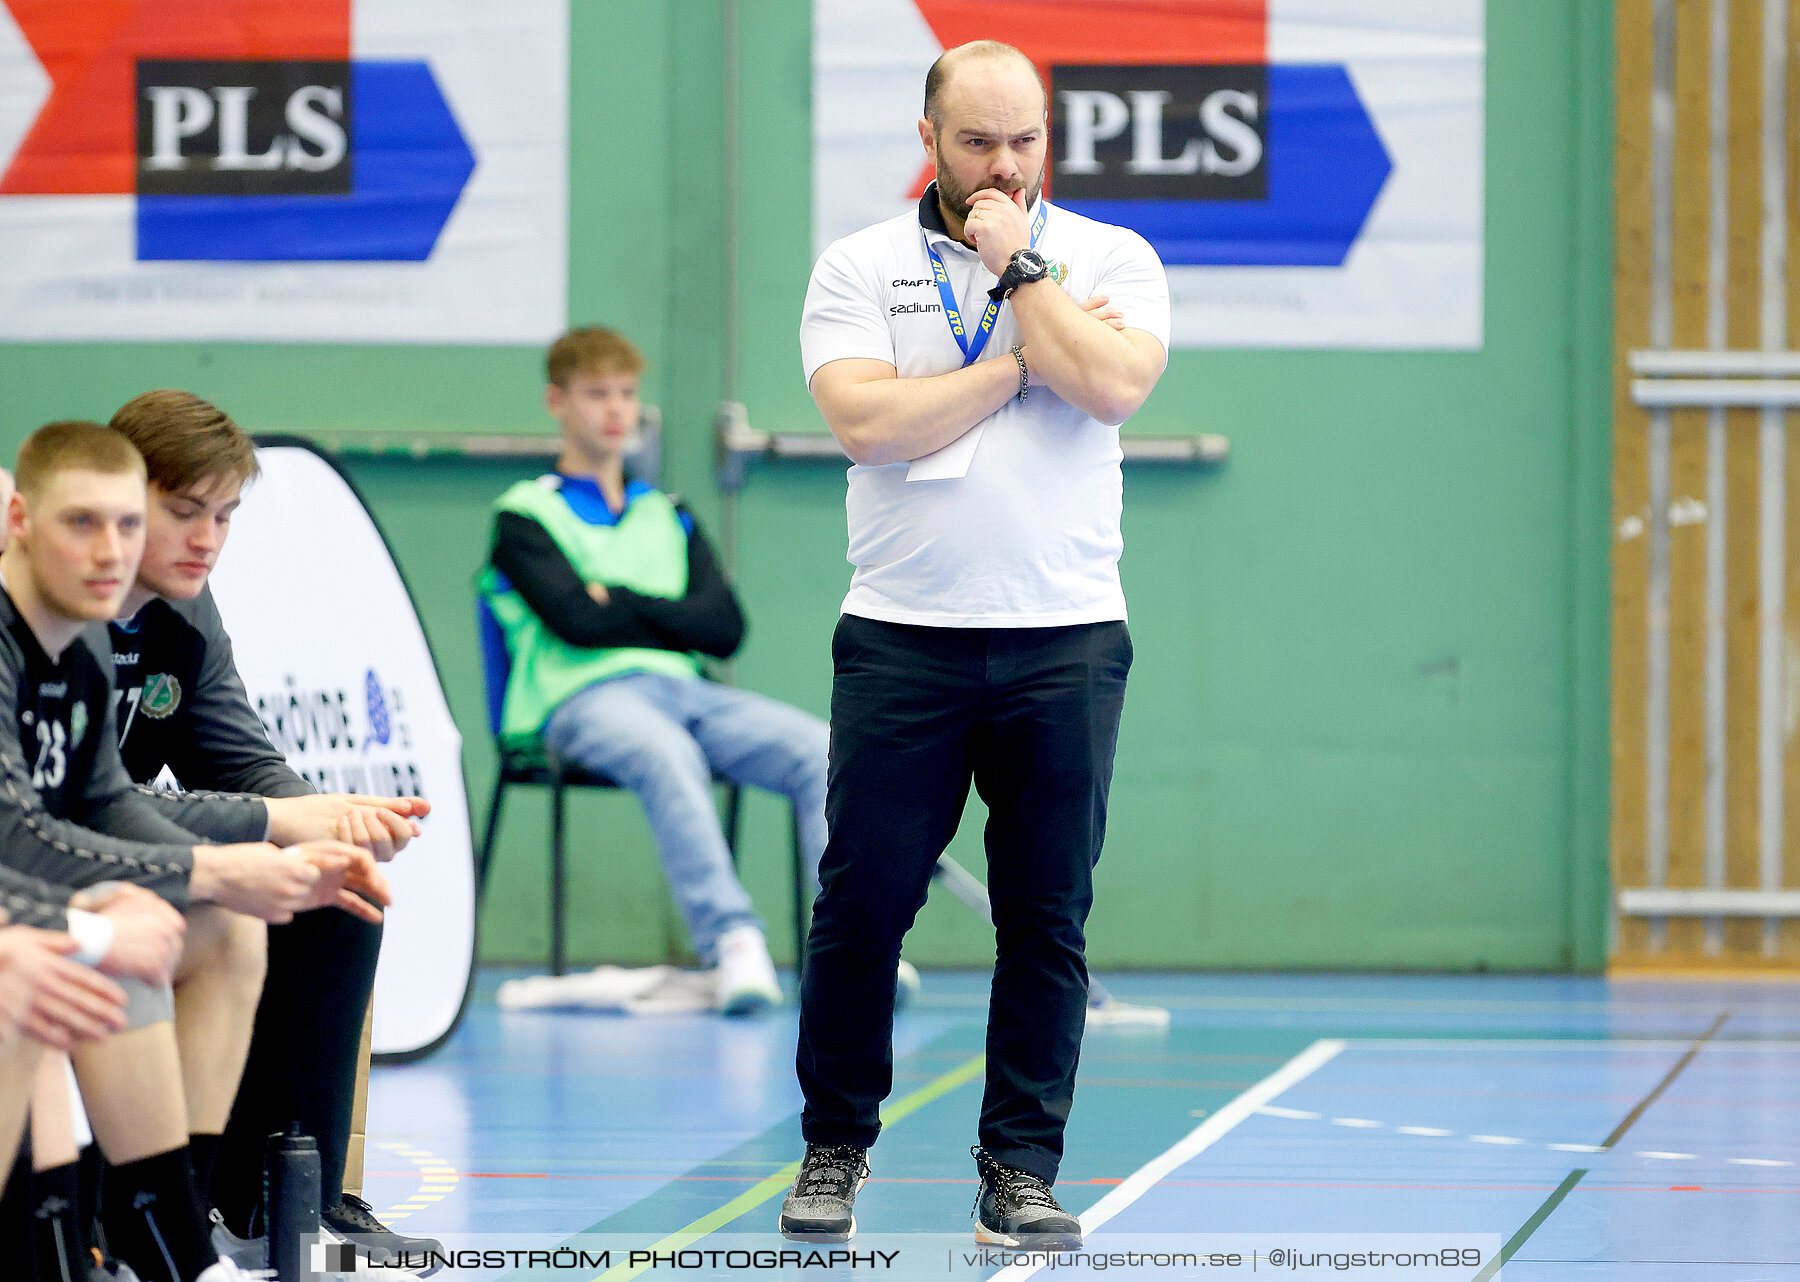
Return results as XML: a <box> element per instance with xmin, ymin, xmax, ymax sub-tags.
<box><xmin>212</xmin><ymin>906</ymin><xmax>382</xmax><ymax>1235</ymax></box>
<box><xmin>797</xmin><ymin>615</ymin><xmax>1131</xmax><ymax>1184</ymax></box>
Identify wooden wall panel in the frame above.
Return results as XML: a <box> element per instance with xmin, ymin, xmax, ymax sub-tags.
<box><xmin>1664</xmin><ymin>0</ymin><xmax>1714</xmax><ymax>957</ymax></box>
<box><xmin>1613</xmin><ymin>0</ymin><xmax>1654</xmax><ymax>959</ymax></box>
<box><xmin>1723</xmin><ymin>0</ymin><xmax>1765</xmax><ymax>958</ymax></box>
<box><xmin>1613</xmin><ymin>0</ymin><xmax>1800</xmax><ymax>968</ymax></box>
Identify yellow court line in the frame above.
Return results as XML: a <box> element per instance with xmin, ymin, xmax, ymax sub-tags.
<box><xmin>376</xmin><ymin>1140</ymin><xmax>461</xmax><ymax>1224</ymax></box>
<box><xmin>592</xmin><ymin>1052</ymin><xmax>987</xmax><ymax>1282</ymax></box>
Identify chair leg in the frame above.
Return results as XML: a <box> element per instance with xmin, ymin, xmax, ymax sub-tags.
<box><xmin>722</xmin><ymin>784</ymin><xmax>743</xmax><ymax>869</ymax></box>
<box><xmin>475</xmin><ymin>773</ymin><xmax>509</xmax><ymax>905</ymax></box>
<box><xmin>790</xmin><ymin>802</ymin><xmax>807</xmax><ymax>981</ymax></box>
<box><xmin>550</xmin><ymin>774</ymin><xmax>568</xmax><ymax>977</ymax></box>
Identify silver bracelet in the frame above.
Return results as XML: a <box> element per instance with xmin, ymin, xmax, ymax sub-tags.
<box><xmin>1010</xmin><ymin>344</ymin><xmax>1028</xmax><ymax>402</ymax></box>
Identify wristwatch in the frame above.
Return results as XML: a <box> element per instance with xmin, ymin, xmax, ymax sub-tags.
<box><xmin>989</xmin><ymin>248</ymin><xmax>1050</xmax><ymax>301</ymax></box>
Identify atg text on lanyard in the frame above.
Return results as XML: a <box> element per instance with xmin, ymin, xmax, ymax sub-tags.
<box><xmin>925</xmin><ymin>202</ymin><xmax>1047</xmax><ymax>368</ymax></box>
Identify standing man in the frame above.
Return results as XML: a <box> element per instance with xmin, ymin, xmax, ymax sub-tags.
<box><xmin>782</xmin><ymin>41</ymin><xmax>1168</xmax><ymax>1248</ymax></box>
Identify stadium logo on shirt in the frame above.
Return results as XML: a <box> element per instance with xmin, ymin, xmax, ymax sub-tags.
<box><xmin>140</xmin><ymin>674</ymin><xmax>182</xmax><ymax>719</ymax></box>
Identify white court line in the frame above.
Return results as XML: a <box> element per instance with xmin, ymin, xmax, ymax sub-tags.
<box><xmin>990</xmin><ymin>1039</ymin><xmax>1346</xmax><ymax>1282</ymax></box>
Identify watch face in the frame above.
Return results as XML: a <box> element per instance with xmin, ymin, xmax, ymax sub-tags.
<box><xmin>1016</xmin><ymin>250</ymin><xmax>1049</xmax><ymax>276</ymax></box>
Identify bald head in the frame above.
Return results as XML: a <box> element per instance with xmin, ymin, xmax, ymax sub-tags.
<box><xmin>924</xmin><ymin>41</ymin><xmax>1047</xmax><ymax>128</ymax></box>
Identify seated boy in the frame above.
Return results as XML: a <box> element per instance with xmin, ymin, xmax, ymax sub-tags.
<box><xmin>108</xmin><ymin>388</ymin><xmax>438</xmax><ymax>1266</ymax></box>
<box><xmin>0</xmin><ymin>420</ymin><xmax>386</xmax><ymax>1282</ymax></box>
<box><xmin>483</xmin><ymin>326</ymin><xmax>830</xmax><ymax>1013</ymax></box>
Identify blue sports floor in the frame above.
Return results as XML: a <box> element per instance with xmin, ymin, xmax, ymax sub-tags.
<box><xmin>357</xmin><ymin>971</ymin><xmax>1800</xmax><ymax>1279</ymax></box>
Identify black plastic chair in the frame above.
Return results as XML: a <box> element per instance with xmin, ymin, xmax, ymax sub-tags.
<box><xmin>474</xmin><ymin>597</ymin><xmax>808</xmax><ymax>976</ymax></box>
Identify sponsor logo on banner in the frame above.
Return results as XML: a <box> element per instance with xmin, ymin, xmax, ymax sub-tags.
<box><xmin>814</xmin><ymin>0</ymin><xmax>1483</xmax><ymax>349</ymax></box>
<box><xmin>0</xmin><ymin>0</ymin><xmax>565</xmax><ymax>342</ymax></box>
<box><xmin>1052</xmin><ymin>64</ymin><xmax>1269</xmax><ymax>203</ymax></box>
<box><xmin>250</xmin><ymin>672</ymin><xmax>424</xmax><ymax>798</ymax></box>
<box><xmin>135</xmin><ymin>60</ymin><xmax>354</xmax><ymax>198</ymax></box>
<box><xmin>1</xmin><ymin>3</ymin><xmax>473</xmax><ymax>262</ymax></box>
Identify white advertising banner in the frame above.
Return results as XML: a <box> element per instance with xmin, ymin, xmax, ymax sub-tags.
<box><xmin>813</xmin><ymin>0</ymin><xmax>1484</xmax><ymax>350</ymax></box>
<box><xmin>209</xmin><ymin>444</ymin><xmax>476</xmax><ymax>1058</ymax></box>
<box><xmin>0</xmin><ymin>0</ymin><xmax>566</xmax><ymax>344</ymax></box>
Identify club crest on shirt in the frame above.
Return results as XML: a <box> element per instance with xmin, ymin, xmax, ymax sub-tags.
<box><xmin>69</xmin><ymin>701</ymin><xmax>87</xmax><ymax>746</ymax></box>
<box><xmin>1046</xmin><ymin>258</ymin><xmax>1069</xmax><ymax>286</ymax></box>
<box><xmin>141</xmin><ymin>674</ymin><xmax>182</xmax><ymax>720</ymax></box>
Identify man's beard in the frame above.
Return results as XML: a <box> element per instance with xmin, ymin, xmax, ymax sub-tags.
<box><xmin>935</xmin><ymin>158</ymin><xmax>1043</xmax><ymax>222</ymax></box>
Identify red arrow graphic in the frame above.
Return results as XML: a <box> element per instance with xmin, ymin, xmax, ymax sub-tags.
<box><xmin>0</xmin><ymin>0</ymin><xmax>350</xmax><ymax>194</ymax></box>
<box><xmin>906</xmin><ymin>0</ymin><xmax>1267</xmax><ymax>197</ymax></box>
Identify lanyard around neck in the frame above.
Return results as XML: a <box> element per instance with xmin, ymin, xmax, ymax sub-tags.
<box><xmin>924</xmin><ymin>200</ymin><xmax>1047</xmax><ymax>368</ymax></box>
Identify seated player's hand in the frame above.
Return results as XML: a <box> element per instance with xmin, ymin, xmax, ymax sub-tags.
<box><xmin>192</xmin><ymin>841</ymin><xmax>324</xmax><ymax>925</ymax></box>
<box><xmin>0</xmin><ymin>926</ymin><xmax>128</xmax><ymax>1050</ymax></box>
<box><xmin>587</xmin><ymin>582</ymin><xmax>610</xmax><ymax>605</ymax></box>
<box><xmin>69</xmin><ymin>883</ymin><xmax>186</xmax><ymax>986</ymax></box>
<box><xmin>289</xmin><ymin>840</ymin><xmax>392</xmax><ymax>924</ymax></box>
<box><xmin>265</xmin><ymin>793</ymin><xmax>425</xmax><ymax>862</ymax></box>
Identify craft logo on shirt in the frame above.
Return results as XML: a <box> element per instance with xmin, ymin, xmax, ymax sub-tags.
<box><xmin>0</xmin><ymin>2</ymin><xmax>475</xmax><ymax>262</ymax></box>
<box><xmin>140</xmin><ymin>674</ymin><xmax>182</xmax><ymax>720</ymax></box>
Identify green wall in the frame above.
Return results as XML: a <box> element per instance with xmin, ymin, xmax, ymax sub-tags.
<box><xmin>0</xmin><ymin>0</ymin><xmax>1614</xmax><ymax>971</ymax></box>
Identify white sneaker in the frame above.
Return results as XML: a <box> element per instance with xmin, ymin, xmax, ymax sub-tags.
<box><xmin>209</xmin><ymin>1206</ymin><xmax>266</xmax><ymax>1269</ymax></box>
<box><xmin>895</xmin><ymin>958</ymin><xmax>921</xmax><ymax>1011</ymax></box>
<box><xmin>715</xmin><ymin>925</ymin><xmax>782</xmax><ymax>1015</ymax></box>
<box><xmin>196</xmin><ymin>1258</ymin><xmax>274</xmax><ymax>1282</ymax></box>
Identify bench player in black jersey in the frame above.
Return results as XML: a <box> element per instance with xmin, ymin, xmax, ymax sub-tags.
<box><xmin>0</xmin><ymin>420</ymin><xmax>389</xmax><ymax>1282</ymax></box>
<box><xmin>107</xmin><ymin>391</ymin><xmax>439</xmax><ymax>1269</ymax></box>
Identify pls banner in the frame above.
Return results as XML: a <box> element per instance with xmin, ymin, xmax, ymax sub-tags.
<box><xmin>0</xmin><ymin>0</ymin><xmax>566</xmax><ymax>343</ymax></box>
<box><xmin>814</xmin><ymin>0</ymin><xmax>1484</xmax><ymax>350</ymax></box>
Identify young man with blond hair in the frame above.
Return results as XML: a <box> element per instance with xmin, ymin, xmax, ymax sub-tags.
<box><xmin>0</xmin><ymin>419</ymin><xmax>388</xmax><ymax>1282</ymax></box>
<box><xmin>106</xmin><ymin>388</ymin><xmax>439</xmax><ymax>1269</ymax></box>
<box><xmin>483</xmin><ymin>326</ymin><xmax>838</xmax><ymax>1013</ymax></box>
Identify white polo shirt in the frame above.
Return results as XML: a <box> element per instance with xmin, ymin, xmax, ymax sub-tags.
<box><xmin>801</xmin><ymin>188</ymin><xmax>1170</xmax><ymax>628</ymax></box>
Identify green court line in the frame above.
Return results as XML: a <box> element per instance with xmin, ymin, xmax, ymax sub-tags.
<box><xmin>1470</xmin><ymin>1008</ymin><xmax>1731</xmax><ymax>1281</ymax></box>
<box><xmin>591</xmin><ymin>1052</ymin><xmax>986</xmax><ymax>1282</ymax></box>
<box><xmin>1471</xmin><ymin>1168</ymin><xmax>1586</xmax><ymax>1282</ymax></box>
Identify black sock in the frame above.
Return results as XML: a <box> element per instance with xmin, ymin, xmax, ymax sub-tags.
<box><xmin>32</xmin><ymin>1160</ymin><xmax>90</xmax><ymax>1282</ymax></box>
<box><xmin>187</xmin><ymin>1133</ymin><xmax>220</xmax><ymax>1205</ymax></box>
<box><xmin>100</xmin><ymin>1147</ymin><xmax>216</xmax><ymax>1282</ymax></box>
<box><xmin>2</xmin><ymin>1134</ymin><xmax>39</xmax><ymax>1277</ymax></box>
<box><xmin>79</xmin><ymin>1144</ymin><xmax>106</xmax><ymax>1262</ymax></box>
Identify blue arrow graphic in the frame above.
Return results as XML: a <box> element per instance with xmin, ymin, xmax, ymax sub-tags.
<box><xmin>1058</xmin><ymin>65</ymin><xmax>1392</xmax><ymax>268</ymax></box>
<box><xmin>136</xmin><ymin>60</ymin><xmax>476</xmax><ymax>263</ymax></box>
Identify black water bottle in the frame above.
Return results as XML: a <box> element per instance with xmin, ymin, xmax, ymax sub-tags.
<box><xmin>266</xmin><ymin>1124</ymin><xmax>323</xmax><ymax>1282</ymax></box>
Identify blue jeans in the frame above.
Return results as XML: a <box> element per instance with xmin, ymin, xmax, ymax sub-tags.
<box><xmin>542</xmin><ymin>671</ymin><xmax>829</xmax><ymax>964</ymax></box>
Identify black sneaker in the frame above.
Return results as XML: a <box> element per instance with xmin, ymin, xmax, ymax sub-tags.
<box><xmin>322</xmin><ymin>1195</ymin><xmax>445</xmax><ymax>1276</ymax></box>
<box><xmin>971</xmin><ymin>1147</ymin><xmax>1082</xmax><ymax>1249</ymax></box>
<box><xmin>778</xmin><ymin>1144</ymin><xmax>870</xmax><ymax>1242</ymax></box>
